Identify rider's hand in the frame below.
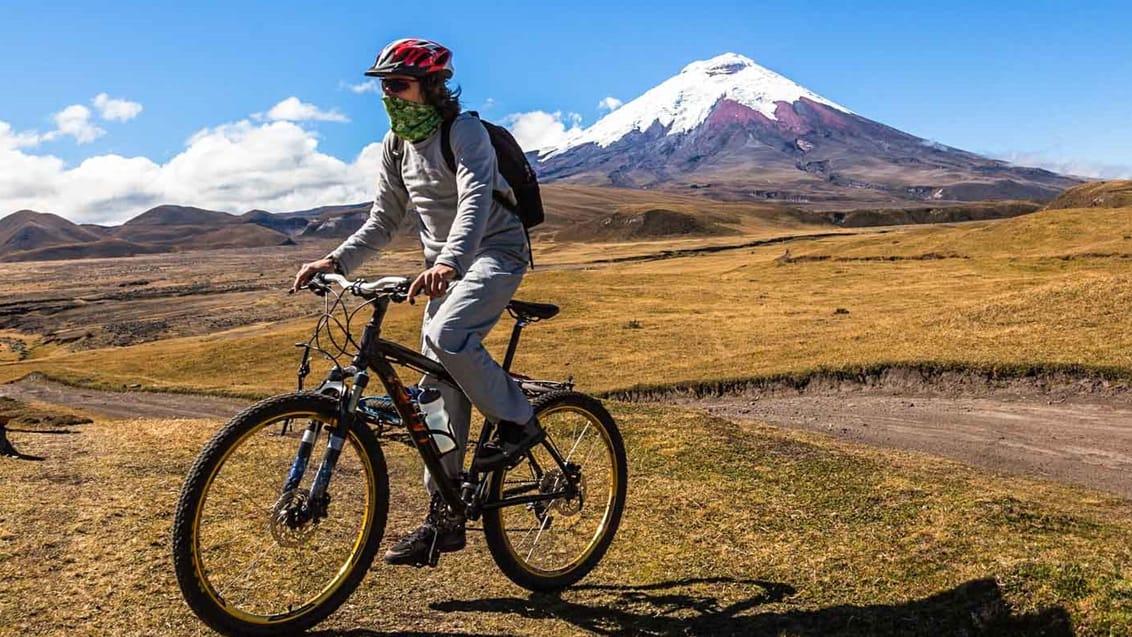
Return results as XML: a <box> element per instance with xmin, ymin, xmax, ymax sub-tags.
<box><xmin>290</xmin><ymin>257</ymin><xmax>338</xmax><ymax>294</ymax></box>
<box><xmin>407</xmin><ymin>264</ymin><xmax>456</xmax><ymax>304</ymax></box>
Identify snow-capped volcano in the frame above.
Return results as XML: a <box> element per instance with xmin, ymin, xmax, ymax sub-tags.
<box><xmin>536</xmin><ymin>53</ymin><xmax>1078</xmax><ymax>206</ymax></box>
<box><xmin>546</xmin><ymin>53</ymin><xmax>850</xmax><ymax>157</ymax></box>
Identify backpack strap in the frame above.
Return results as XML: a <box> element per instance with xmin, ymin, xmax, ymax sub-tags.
<box><xmin>390</xmin><ymin>132</ymin><xmax>406</xmax><ymax>176</ymax></box>
<box><xmin>439</xmin><ymin>116</ymin><xmax>458</xmax><ymax>175</ymax></box>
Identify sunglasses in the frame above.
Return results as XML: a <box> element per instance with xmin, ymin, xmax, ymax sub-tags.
<box><xmin>381</xmin><ymin>78</ymin><xmax>417</xmax><ymax>94</ymax></box>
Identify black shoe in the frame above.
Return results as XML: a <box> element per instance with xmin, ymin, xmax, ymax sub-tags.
<box><xmin>472</xmin><ymin>415</ymin><xmax>546</xmax><ymax>472</ymax></box>
<box><xmin>383</xmin><ymin>494</ymin><xmax>466</xmax><ymax>566</ymax></box>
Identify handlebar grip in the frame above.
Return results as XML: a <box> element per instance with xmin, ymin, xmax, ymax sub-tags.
<box><xmin>306</xmin><ymin>273</ymin><xmax>412</xmax><ymax>301</ymax></box>
<box><xmin>320</xmin><ymin>272</ymin><xmax>352</xmax><ymax>288</ymax></box>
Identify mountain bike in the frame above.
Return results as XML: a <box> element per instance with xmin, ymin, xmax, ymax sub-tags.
<box><xmin>171</xmin><ymin>273</ymin><xmax>627</xmax><ymax>636</ymax></box>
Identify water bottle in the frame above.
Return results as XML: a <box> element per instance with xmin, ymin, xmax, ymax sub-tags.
<box><xmin>417</xmin><ymin>388</ymin><xmax>457</xmax><ymax>455</ymax></box>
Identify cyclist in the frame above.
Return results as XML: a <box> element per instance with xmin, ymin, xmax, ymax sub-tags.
<box><xmin>291</xmin><ymin>38</ymin><xmax>543</xmax><ymax>566</ymax></box>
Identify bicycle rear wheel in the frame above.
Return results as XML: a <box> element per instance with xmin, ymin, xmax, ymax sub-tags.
<box><xmin>172</xmin><ymin>392</ymin><xmax>389</xmax><ymax>636</ymax></box>
<box><xmin>482</xmin><ymin>391</ymin><xmax>627</xmax><ymax>591</ymax></box>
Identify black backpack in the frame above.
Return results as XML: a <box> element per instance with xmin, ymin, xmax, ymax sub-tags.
<box><xmin>439</xmin><ymin>111</ymin><xmax>545</xmax><ymax>230</ymax></box>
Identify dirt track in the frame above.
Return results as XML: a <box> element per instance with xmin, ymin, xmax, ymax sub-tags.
<box><xmin>694</xmin><ymin>391</ymin><xmax>1132</xmax><ymax>499</ymax></box>
<box><xmin>0</xmin><ymin>377</ymin><xmax>248</xmax><ymax>421</ymax></box>
<box><xmin>4</xmin><ymin>376</ymin><xmax>1131</xmax><ymax>499</ymax></box>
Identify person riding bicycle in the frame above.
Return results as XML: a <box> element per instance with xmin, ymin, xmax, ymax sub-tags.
<box><xmin>291</xmin><ymin>37</ymin><xmax>543</xmax><ymax>566</ymax></box>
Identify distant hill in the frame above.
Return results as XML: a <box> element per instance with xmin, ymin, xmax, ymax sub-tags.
<box><xmin>556</xmin><ymin>208</ymin><xmax>738</xmax><ymax>242</ymax></box>
<box><xmin>241</xmin><ymin>209</ymin><xmax>311</xmax><ymax>235</ymax></box>
<box><xmin>3</xmin><ymin>239</ymin><xmax>164</xmax><ymax>262</ymax></box>
<box><xmin>0</xmin><ymin>210</ymin><xmax>107</xmax><ymax>253</ymax></box>
<box><xmin>123</xmin><ymin>205</ymin><xmax>241</xmax><ymax>227</ymax></box>
<box><xmin>1</xmin><ymin>177</ymin><xmax>1093</xmax><ymax>263</ymax></box>
<box><xmin>822</xmin><ymin>200</ymin><xmax>1044</xmax><ymax>227</ymax></box>
<box><xmin>1043</xmin><ymin>180</ymin><xmax>1132</xmax><ymax>210</ymax></box>
<box><xmin>0</xmin><ymin>204</ymin><xmax>295</xmax><ymax>262</ymax></box>
<box><xmin>298</xmin><ymin>203</ymin><xmax>373</xmax><ymax>238</ymax></box>
<box><xmin>192</xmin><ymin>224</ymin><xmax>297</xmax><ymax>249</ymax></box>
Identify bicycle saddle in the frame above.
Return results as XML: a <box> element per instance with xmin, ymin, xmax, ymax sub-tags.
<box><xmin>506</xmin><ymin>300</ymin><xmax>559</xmax><ymax>321</ymax></box>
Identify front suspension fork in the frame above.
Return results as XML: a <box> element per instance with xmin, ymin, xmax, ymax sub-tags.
<box><xmin>282</xmin><ymin>369</ymin><xmax>370</xmax><ymax>519</ymax></box>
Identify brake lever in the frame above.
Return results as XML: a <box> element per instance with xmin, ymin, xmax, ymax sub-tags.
<box><xmin>305</xmin><ymin>278</ymin><xmax>329</xmax><ymax>297</ymax></box>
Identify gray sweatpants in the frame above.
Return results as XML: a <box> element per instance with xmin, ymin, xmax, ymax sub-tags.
<box><xmin>419</xmin><ymin>251</ymin><xmax>535</xmax><ymax>493</ymax></box>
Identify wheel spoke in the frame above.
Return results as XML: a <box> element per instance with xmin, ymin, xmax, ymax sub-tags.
<box><xmin>525</xmin><ymin>510</ymin><xmax>554</xmax><ymax>563</ymax></box>
<box><xmin>564</xmin><ymin>423</ymin><xmax>591</xmax><ymax>463</ymax></box>
<box><xmin>217</xmin><ymin>526</ymin><xmax>276</xmax><ymax>602</ymax></box>
<box><xmin>578</xmin><ymin>435</ymin><xmax>604</xmax><ymax>470</ymax></box>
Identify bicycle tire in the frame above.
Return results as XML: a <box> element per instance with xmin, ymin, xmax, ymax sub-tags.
<box><xmin>172</xmin><ymin>392</ymin><xmax>389</xmax><ymax>636</ymax></box>
<box><xmin>482</xmin><ymin>391</ymin><xmax>627</xmax><ymax>591</ymax></box>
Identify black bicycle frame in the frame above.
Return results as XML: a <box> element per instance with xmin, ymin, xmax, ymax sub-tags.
<box><xmin>322</xmin><ymin>296</ymin><xmax>578</xmax><ymax>516</ymax></box>
<box><xmin>331</xmin><ymin>297</ymin><xmax>463</xmax><ymax>508</ymax></box>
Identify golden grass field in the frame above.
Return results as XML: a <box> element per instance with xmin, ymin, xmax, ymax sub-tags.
<box><xmin>5</xmin><ymin>205</ymin><xmax>1132</xmax><ymax>397</ymax></box>
<box><xmin>3</xmin><ymin>195</ymin><xmax>1132</xmax><ymax>635</ymax></box>
<box><xmin>4</xmin><ymin>396</ymin><xmax>1130</xmax><ymax>636</ymax></box>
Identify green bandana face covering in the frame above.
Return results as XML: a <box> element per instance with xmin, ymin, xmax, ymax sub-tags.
<box><xmin>383</xmin><ymin>95</ymin><xmax>442</xmax><ymax>142</ymax></box>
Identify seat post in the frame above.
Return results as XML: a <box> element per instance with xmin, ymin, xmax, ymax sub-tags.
<box><xmin>501</xmin><ymin>318</ymin><xmax>527</xmax><ymax>372</ymax></box>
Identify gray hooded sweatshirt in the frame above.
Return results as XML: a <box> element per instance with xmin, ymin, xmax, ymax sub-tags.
<box><xmin>329</xmin><ymin>112</ymin><xmax>528</xmax><ymax>277</ymax></box>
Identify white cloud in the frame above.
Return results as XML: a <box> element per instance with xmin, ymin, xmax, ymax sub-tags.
<box><xmin>597</xmin><ymin>96</ymin><xmax>623</xmax><ymax>113</ymax></box>
<box><xmin>500</xmin><ymin>110</ymin><xmax>584</xmax><ymax>153</ymax></box>
<box><xmin>0</xmin><ymin>108</ymin><xmax>376</xmax><ymax>224</ymax></box>
<box><xmin>263</xmin><ymin>97</ymin><xmax>350</xmax><ymax>123</ymax></box>
<box><xmin>92</xmin><ymin>93</ymin><xmax>143</xmax><ymax>122</ymax></box>
<box><xmin>996</xmin><ymin>151</ymin><xmax>1132</xmax><ymax>179</ymax></box>
<box><xmin>0</xmin><ymin>122</ymin><xmax>46</xmax><ymax>150</ymax></box>
<box><xmin>47</xmin><ymin>105</ymin><xmax>106</xmax><ymax>144</ymax></box>
<box><xmin>1</xmin><ymin>94</ymin><xmax>141</xmax><ymax>152</ymax></box>
<box><xmin>341</xmin><ymin>79</ymin><xmax>380</xmax><ymax>94</ymax></box>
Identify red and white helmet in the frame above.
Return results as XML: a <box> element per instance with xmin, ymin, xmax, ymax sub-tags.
<box><xmin>365</xmin><ymin>38</ymin><xmax>454</xmax><ymax>79</ymax></box>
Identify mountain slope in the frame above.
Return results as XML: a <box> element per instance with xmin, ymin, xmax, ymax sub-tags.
<box><xmin>537</xmin><ymin>53</ymin><xmax>1080</xmax><ymax>206</ymax></box>
<box><xmin>123</xmin><ymin>205</ymin><xmax>241</xmax><ymax>227</ymax></box>
<box><xmin>0</xmin><ymin>210</ymin><xmax>107</xmax><ymax>252</ymax></box>
<box><xmin>0</xmin><ymin>205</ymin><xmax>294</xmax><ymax>262</ymax></box>
<box><xmin>1043</xmin><ymin>180</ymin><xmax>1132</xmax><ymax>210</ymax></box>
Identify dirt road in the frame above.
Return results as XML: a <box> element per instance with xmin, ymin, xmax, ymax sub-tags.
<box><xmin>695</xmin><ymin>392</ymin><xmax>1132</xmax><ymax>499</ymax></box>
<box><xmin>4</xmin><ymin>375</ymin><xmax>1131</xmax><ymax>499</ymax></box>
<box><xmin>0</xmin><ymin>377</ymin><xmax>248</xmax><ymax>421</ymax></box>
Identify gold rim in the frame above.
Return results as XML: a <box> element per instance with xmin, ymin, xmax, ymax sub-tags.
<box><xmin>495</xmin><ymin>403</ymin><xmax>620</xmax><ymax>577</ymax></box>
<box><xmin>190</xmin><ymin>409</ymin><xmax>376</xmax><ymax>625</ymax></box>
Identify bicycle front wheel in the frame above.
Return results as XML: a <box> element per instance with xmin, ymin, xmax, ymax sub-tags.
<box><xmin>172</xmin><ymin>392</ymin><xmax>389</xmax><ymax>636</ymax></box>
<box><xmin>482</xmin><ymin>391</ymin><xmax>627</xmax><ymax>591</ymax></box>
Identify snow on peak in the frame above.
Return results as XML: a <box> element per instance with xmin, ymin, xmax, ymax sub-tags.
<box><xmin>680</xmin><ymin>52</ymin><xmax>757</xmax><ymax>76</ymax></box>
<box><xmin>541</xmin><ymin>52</ymin><xmax>851</xmax><ymax>158</ymax></box>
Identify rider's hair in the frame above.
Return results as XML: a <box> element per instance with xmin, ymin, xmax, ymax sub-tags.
<box><xmin>420</xmin><ymin>74</ymin><xmax>461</xmax><ymax>121</ymax></box>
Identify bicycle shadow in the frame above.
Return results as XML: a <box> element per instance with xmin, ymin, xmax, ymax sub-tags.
<box><xmin>429</xmin><ymin>576</ymin><xmax>1073</xmax><ymax>636</ymax></box>
<box><xmin>0</xmin><ymin>422</ymin><xmax>49</xmax><ymax>461</ymax></box>
<box><xmin>311</xmin><ymin>633</ymin><xmax>506</xmax><ymax>637</ymax></box>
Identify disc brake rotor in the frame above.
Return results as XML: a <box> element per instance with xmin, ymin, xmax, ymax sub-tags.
<box><xmin>539</xmin><ymin>468</ymin><xmax>585</xmax><ymax>517</ymax></box>
<box><xmin>270</xmin><ymin>490</ymin><xmax>317</xmax><ymax>547</ymax></box>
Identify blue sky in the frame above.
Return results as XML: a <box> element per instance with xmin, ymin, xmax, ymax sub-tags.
<box><xmin>2</xmin><ymin>0</ymin><xmax>1130</xmax><ymax>222</ymax></box>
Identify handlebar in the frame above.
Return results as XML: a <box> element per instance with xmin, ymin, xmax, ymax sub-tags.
<box><xmin>306</xmin><ymin>273</ymin><xmax>413</xmax><ymax>302</ymax></box>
